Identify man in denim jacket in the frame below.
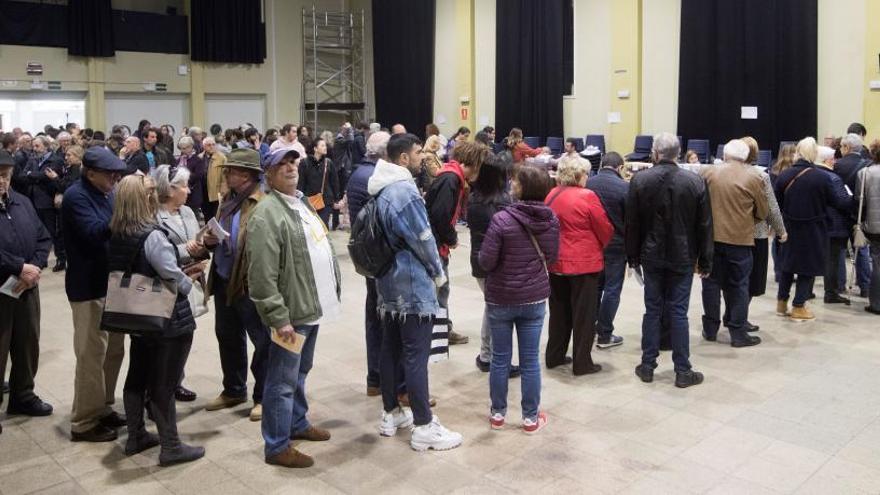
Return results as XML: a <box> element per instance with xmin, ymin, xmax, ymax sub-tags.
<box><xmin>367</xmin><ymin>134</ymin><xmax>462</xmax><ymax>452</ymax></box>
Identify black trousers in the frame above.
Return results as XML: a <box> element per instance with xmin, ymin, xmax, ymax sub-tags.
<box><xmin>825</xmin><ymin>237</ymin><xmax>849</xmax><ymax>297</ymax></box>
<box><xmin>547</xmin><ymin>273</ymin><xmax>599</xmax><ymax>375</ymax></box>
<box><xmin>0</xmin><ymin>289</ymin><xmax>40</xmax><ymax>406</ymax></box>
<box><xmin>123</xmin><ymin>333</ymin><xmax>191</xmax><ymax>443</ymax></box>
<box><xmin>37</xmin><ymin>208</ymin><xmax>64</xmax><ymax>262</ymax></box>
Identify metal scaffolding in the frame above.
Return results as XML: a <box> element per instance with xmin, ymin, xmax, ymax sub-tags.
<box><xmin>301</xmin><ymin>6</ymin><xmax>367</xmax><ymax>131</ymax></box>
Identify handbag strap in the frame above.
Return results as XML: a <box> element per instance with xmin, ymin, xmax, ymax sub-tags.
<box><xmin>857</xmin><ymin>167</ymin><xmax>868</xmax><ymax>226</ymax></box>
<box><xmin>783</xmin><ymin>167</ymin><xmax>812</xmax><ymax>195</ymax></box>
<box><xmin>319</xmin><ymin>159</ymin><xmax>327</xmax><ymax>195</ymax></box>
<box><xmin>509</xmin><ymin>213</ymin><xmax>548</xmax><ymax>272</ymax></box>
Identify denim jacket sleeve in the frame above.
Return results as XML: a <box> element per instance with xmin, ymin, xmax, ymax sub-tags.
<box><xmin>391</xmin><ymin>194</ymin><xmax>444</xmax><ymax>280</ymax></box>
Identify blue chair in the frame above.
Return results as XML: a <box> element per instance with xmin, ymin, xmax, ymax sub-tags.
<box><xmin>585</xmin><ymin>134</ymin><xmax>606</xmax><ymax>154</ymax></box>
<box><xmin>524</xmin><ymin>136</ymin><xmax>541</xmax><ymax>149</ymax></box>
<box><xmin>546</xmin><ymin>137</ymin><xmax>564</xmax><ymax>155</ymax></box>
<box><xmin>757</xmin><ymin>150</ymin><xmax>772</xmax><ymax>167</ymax></box>
<box><xmin>568</xmin><ymin>137</ymin><xmax>585</xmax><ymax>152</ymax></box>
<box><xmin>492</xmin><ymin>142</ymin><xmax>506</xmax><ymax>154</ymax></box>
<box><xmin>778</xmin><ymin>141</ymin><xmax>797</xmax><ymax>158</ymax></box>
<box><xmin>686</xmin><ymin>139</ymin><xmax>710</xmax><ymax>164</ymax></box>
<box><xmin>715</xmin><ymin>144</ymin><xmax>725</xmax><ymax>161</ymax></box>
<box><xmin>625</xmin><ymin>135</ymin><xmax>653</xmax><ymax>162</ymax></box>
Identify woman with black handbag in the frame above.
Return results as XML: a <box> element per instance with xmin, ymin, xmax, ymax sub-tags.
<box><xmin>105</xmin><ymin>174</ymin><xmax>204</xmax><ymax>466</ymax></box>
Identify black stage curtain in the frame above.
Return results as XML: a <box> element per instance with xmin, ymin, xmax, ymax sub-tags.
<box><xmin>0</xmin><ymin>1</ymin><xmax>67</xmax><ymax>48</ymax></box>
<box><xmin>495</xmin><ymin>0</ymin><xmax>565</xmax><ymax>140</ymax></box>
<box><xmin>677</xmin><ymin>0</ymin><xmax>817</xmax><ymax>156</ymax></box>
<box><xmin>372</xmin><ymin>0</ymin><xmax>435</xmax><ymax>139</ymax></box>
<box><xmin>113</xmin><ymin>10</ymin><xmax>188</xmax><ymax>55</ymax></box>
<box><xmin>68</xmin><ymin>0</ymin><xmax>115</xmax><ymax>57</ymax></box>
<box><xmin>191</xmin><ymin>0</ymin><xmax>266</xmax><ymax>63</ymax></box>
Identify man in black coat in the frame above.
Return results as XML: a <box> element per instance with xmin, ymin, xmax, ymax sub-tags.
<box><xmin>0</xmin><ymin>150</ymin><xmax>54</xmax><ymax>419</ymax></box>
<box><xmin>626</xmin><ymin>133</ymin><xmax>712</xmax><ymax>388</ymax></box>
<box><xmin>18</xmin><ymin>136</ymin><xmax>65</xmax><ymax>271</ymax></box>
<box><xmin>836</xmin><ymin>133</ymin><xmax>873</xmax><ymax>296</ymax></box>
<box><xmin>120</xmin><ymin>136</ymin><xmax>150</xmax><ymax>176</ymax></box>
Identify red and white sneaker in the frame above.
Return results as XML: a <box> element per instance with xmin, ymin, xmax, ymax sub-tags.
<box><xmin>523</xmin><ymin>412</ymin><xmax>548</xmax><ymax>434</ymax></box>
<box><xmin>489</xmin><ymin>412</ymin><xmax>505</xmax><ymax>430</ymax></box>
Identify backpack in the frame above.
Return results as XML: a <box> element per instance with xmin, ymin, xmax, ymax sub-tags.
<box><xmin>347</xmin><ymin>191</ymin><xmax>396</xmax><ymax>278</ymax></box>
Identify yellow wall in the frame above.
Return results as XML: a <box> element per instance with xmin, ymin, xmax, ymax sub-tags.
<box><xmin>864</xmin><ymin>0</ymin><xmax>880</xmax><ymax>143</ymax></box>
<box><xmin>641</xmin><ymin>0</ymin><xmax>680</xmax><ymax>137</ymax></box>
<box><xmin>433</xmin><ymin>0</ymin><xmax>476</xmax><ymax>137</ymax></box>
<box><xmin>473</xmin><ymin>0</ymin><xmax>496</xmax><ymax>134</ymax></box>
<box><xmin>563</xmin><ymin>0</ymin><xmax>612</xmax><ymax>140</ymax></box>
<box><xmin>818</xmin><ymin>0</ymin><xmax>866</xmax><ymax>141</ymax></box>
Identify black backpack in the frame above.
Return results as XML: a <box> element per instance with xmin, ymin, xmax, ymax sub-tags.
<box><xmin>348</xmin><ymin>191</ymin><xmax>397</xmax><ymax>278</ymax></box>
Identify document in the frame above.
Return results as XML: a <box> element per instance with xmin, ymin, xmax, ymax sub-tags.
<box><xmin>0</xmin><ymin>276</ymin><xmax>24</xmax><ymax>299</ymax></box>
<box><xmin>271</xmin><ymin>327</ymin><xmax>305</xmax><ymax>354</ymax></box>
<box><xmin>198</xmin><ymin>217</ymin><xmax>230</xmax><ymax>242</ymax></box>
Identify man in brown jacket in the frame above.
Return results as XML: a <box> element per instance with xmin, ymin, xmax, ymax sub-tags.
<box><xmin>201</xmin><ymin>136</ymin><xmax>227</xmax><ymax>220</ymax></box>
<box><xmin>699</xmin><ymin>139</ymin><xmax>769</xmax><ymax>348</ymax></box>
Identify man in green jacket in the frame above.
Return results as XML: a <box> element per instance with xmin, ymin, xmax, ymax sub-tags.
<box><xmin>247</xmin><ymin>148</ymin><xmax>341</xmax><ymax>469</ymax></box>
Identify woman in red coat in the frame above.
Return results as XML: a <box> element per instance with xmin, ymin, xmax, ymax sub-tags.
<box><xmin>505</xmin><ymin>128</ymin><xmax>548</xmax><ymax>163</ymax></box>
<box><xmin>544</xmin><ymin>158</ymin><xmax>613</xmax><ymax>375</ymax></box>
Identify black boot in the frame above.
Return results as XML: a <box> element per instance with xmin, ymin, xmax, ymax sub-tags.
<box><xmin>151</xmin><ymin>398</ymin><xmax>204</xmax><ymax>467</ymax></box>
<box><xmin>123</xmin><ymin>390</ymin><xmax>159</xmax><ymax>456</ymax></box>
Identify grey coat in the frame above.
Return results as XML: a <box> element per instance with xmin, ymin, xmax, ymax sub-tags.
<box><xmin>856</xmin><ymin>164</ymin><xmax>880</xmax><ymax>235</ymax></box>
<box><xmin>156</xmin><ymin>205</ymin><xmax>200</xmax><ymax>265</ymax></box>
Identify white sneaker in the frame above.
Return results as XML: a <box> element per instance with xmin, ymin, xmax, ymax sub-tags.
<box><xmin>378</xmin><ymin>407</ymin><xmax>414</xmax><ymax>437</ymax></box>
<box><xmin>410</xmin><ymin>416</ymin><xmax>463</xmax><ymax>451</ymax></box>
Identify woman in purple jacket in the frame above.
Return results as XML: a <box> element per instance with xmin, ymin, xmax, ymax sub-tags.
<box><xmin>479</xmin><ymin>165</ymin><xmax>559</xmax><ymax>434</ymax></box>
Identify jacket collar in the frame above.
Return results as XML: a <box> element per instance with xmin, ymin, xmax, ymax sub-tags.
<box><xmin>367</xmin><ymin>158</ymin><xmax>415</xmax><ymax>195</ymax></box>
<box><xmin>82</xmin><ymin>175</ymin><xmax>111</xmax><ymax>198</ymax></box>
<box><xmin>598</xmin><ymin>167</ymin><xmax>623</xmax><ymax>179</ymax></box>
<box><xmin>157</xmin><ymin>207</ymin><xmax>187</xmax><ymax>238</ymax></box>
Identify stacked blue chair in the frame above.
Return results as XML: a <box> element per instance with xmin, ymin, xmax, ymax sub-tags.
<box><xmin>546</xmin><ymin>137</ymin><xmax>564</xmax><ymax>155</ymax></box>
<box><xmin>568</xmin><ymin>137</ymin><xmax>585</xmax><ymax>152</ymax></box>
<box><xmin>757</xmin><ymin>150</ymin><xmax>772</xmax><ymax>167</ymax></box>
<box><xmin>585</xmin><ymin>134</ymin><xmax>606</xmax><ymax>154</ymax></box>
<box><xmin>715</xmin><ymin>144</ymin><xmax>725</xmax><ymax>161</ymax></box>
<box><xmin>625</xmin><ymin>135</ymin><xmax>653</xmax><ymax>162</ymax></box>
<box><xmin>524</xmin><ymin>136</ymin><xmax>541</xmax><ymax>149</ymax></box>
<box><xmin>686</xmin><ymin>139</ymin><xmax>710</xmax><ymax>164</ymax></box>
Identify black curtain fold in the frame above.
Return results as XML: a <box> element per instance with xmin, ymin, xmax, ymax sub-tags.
<box><xmin>495</xmin><ymin>0</ymin><xmax>565</xmax><ymax>140</ymax></box>
<box><xmin>191</xmin><ymin>0</ymin><xmax>266</xmax><ymax>64</ymax></box>
<box><xmin>677</xmin><ymin>0</ymin><xmax>817</xmax><ymax>157</ymax></box>
<box><xmin>67</xmin><ymin>0</ymin><xmax>115</xmax><ymax>57</ymax></box>
<box><xmin>372</xmin><ymin>0</ymin><xmax>435</xmax><ymax>138</ymax></box>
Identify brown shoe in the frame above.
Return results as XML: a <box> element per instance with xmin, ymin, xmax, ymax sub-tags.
<box><xmin>205</xmin><ymin>394</ymin><xmax>247</xmax><ymax>411</ymax></box>
<box><xmin>291</xmin><ymin>426</ymin><xmax>331</xmax><ymax>442</ymax></box>
<box><xmin>398</xmin><ymin>393</ymin><xmax>436</xmax><ymax>408</ymax></box>
<box><xmin>366</xmin><ymin>386</ymin><xmax>381</xmax><ymax>397</ymax></box>
<box><xmin>266</xmin><ymin>446</ymin><xmax>314</xmax><ymax>468</ymax></box>
<box><xmin>776</xmin><ymin>300</ymin><xmax>790</xmax><ymax>316</ymax></box>
<box><xmin>790</xmin><ymin>305</ymin><xmax>815</xmax><ymax>321</ymax></box>
<box><xmin>448</xmin><ymin>330</ymin><xmax>469</xmax><ymax>345</ymax></box>
<box><xmin>249</xmin><ymin>403</ymin><xmax>262</xmax><ymax>422</ymax></box>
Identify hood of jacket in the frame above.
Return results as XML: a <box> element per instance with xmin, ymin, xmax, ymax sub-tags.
<box><xmin>503</xmin><ymin>200</ymin><xmax>556</xmax><ymax>236</ymax></box>
<box><xmin>367</xmin><ymin>158</ymin><xmax>414</xmax><ymax>195</ymax></box>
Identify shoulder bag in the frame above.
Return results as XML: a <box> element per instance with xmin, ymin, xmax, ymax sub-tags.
<box><xmin>101</xmin><ymin>231</ymin><xmax>179</xmax><ymax>336</ymax></box>
<box><xmin>853</xmin><ymin>168</ymin><xmax>868</xmax><ymax>249</ymax></box>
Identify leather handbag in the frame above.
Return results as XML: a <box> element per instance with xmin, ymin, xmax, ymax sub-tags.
<box><xmin>307</xmin><ymin>160</ymin><xmax>328</xmax><ymax>211</ymax></box>
<box><xmin>853</xmin><ymin>169</ymin><xmax>868</xmax><ymax>249</ymax></box>
<box><xmin>101</xmin><ymin>232</ymin><xmax>178</xmax><ymax>336</ymax></box>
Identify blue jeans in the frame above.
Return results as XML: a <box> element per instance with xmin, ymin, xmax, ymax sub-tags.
<box><xmin>856</xmin><ymin>245</ymin><xmax>872</xmax><ymax>291</ymax></box>
<box><xmin>380</xmin><ymin>314</ymin><xmax>432</xmax><ymax>426</ymax></box>
<box><xmin>701</xmin><ymin>243</ymin><xmax>753</xmax><ymax>342</ymax></box>
<box><xmin>777</xmin><ymin>272</ymin><xmax>815</xmax><ymax>307</ymax></box>
<box><xmin>641</xmin><ymin>267</ymin><xmax>693</xmax><ymax>373</ymax></box>
<box><xmin>214</xmin><ymin>278</ymin><xmax>270</xmax><ymax>403</ymax></box>
<box><xmin>870</xmin><ymin>244</ymin><xmax>880</xmax><ymax>310</ymax></box>
<box><xmin>597</xmin><ymin>254</ymin><xmax>626</xmax><ymax>338</ymax></box>
<box><xmin>488</xmin><ymin>302</ymin><xmax>545</xmax><ymax>421</ymax></box>
<box><xmin>262</xmin><ymin>325</ymin><xmax>319</xmax><ymax>458</ymax></box>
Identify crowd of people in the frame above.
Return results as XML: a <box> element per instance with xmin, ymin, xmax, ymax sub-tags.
<box><xmin>0</xmin><ymin>117</ymin><xmax>879</xmax><ymax>470</ymax></box>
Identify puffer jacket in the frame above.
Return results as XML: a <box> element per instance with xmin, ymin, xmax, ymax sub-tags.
<box><xmin>479</xmin><ymin>201</ymin><xmax>559</xmax><ymax>305</ymax></box>
<box><xmin>468</xmin><ymin>190</ymin><xmax>512</xmax><ymax>278</ymax></box>
<box><xmin>546</xmin><ymin>185</ymin><xmax>614</xmax><ymax>274</ymax></box>
<box><xmin>856</xmin><ymin>163</ymin><xmax>880</xmax><ymax>235</ymax></box>
<box><xmin>816</xmin><ymin>165</ymin><xmax>853</xmax><ymax>238</ymax></box>
<box><xmin>368</xmin><ymin>159</ymin><xmax>445</xmax><ymax>316</ymax></box>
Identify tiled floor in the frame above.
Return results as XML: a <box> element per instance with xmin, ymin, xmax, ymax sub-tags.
<box><xmin>2</xmin><ymin>229</ymin><xmax>880</xmax><ymax>494</ymax></box>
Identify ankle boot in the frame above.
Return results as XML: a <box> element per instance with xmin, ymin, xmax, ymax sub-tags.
<box><xmin>123</xmin><ymin>391</ymin><xmax>159</xmax><ymax>456</ymax></box>
<box><xmin>776</xmin><ymin>300</ymin><xmax>790</xmax><ymax>316</ymax></box>
<box><xmin>150</xmin><ymin>398</ymin><xmax>205</xmax><ymax>467</ymax></box>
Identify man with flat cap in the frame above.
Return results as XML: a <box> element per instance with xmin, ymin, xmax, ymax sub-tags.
<box><xmin>62</xmin><ymin>146</ymin><xmax>129</xmax><ymax>442</ymax></box>
<box><xmin>202</xmin><ymin>148</ymin><xmax>270</xmax><ymax>422</ymax></box>
<box><xmin>0</xmin><ymin>150</ymin><xmax>53</xmax><ymax>429</ymax></box>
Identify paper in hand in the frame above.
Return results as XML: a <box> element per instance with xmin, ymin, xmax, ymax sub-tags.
<box><xmin>270</xmin><ymin>327</ymin><xmax>305</xmax><ymax>354</ymax></box>
<box><xmin>0</xmin><ymin>276</ymin><xmax>24</xmax><ymax>299</ymax></box>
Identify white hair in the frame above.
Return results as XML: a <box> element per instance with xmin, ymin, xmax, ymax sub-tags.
<box><xmin>202</xmin><ymin>136</ymin><xmax>216</xmax><ymax>145</ymax></box>
<box><xmin>723</xmin><ymin>139</ymin><xmax>750</xmax><ymax>162</ymax></box>
<box><xmin>57</xmin><ymin>131</ymin><xmax>71</xmax><ymax>141</ymax></box>
<box><xmin>177</xmin><ymin>136</ymin><xmax>194</xmax><ymax>149</ymax></box>
<box><xmin>188</xmin><ymin>126</ymin><xmax>203</xmax><ymax>137</ymax></box>
<box><xmin>369</xmin><ymin>122</ymin><xmax>381</xmax><ymax>133</ymax></box>
<box><xmin>366</xmin><ymin>131</ymin><xmax>391</xmax><ymax>158</ymax></box>
<box><xmin>817</xmin><ymin>145</ymin><xmax>835</xmax><ymax>163</ymax></box>
<box><xmin>841</xmin><ymin>133</ymin><xmax>863</xmax><ymax>153</ymax></box>
<box><xmin>152</xmin><ymin>164</ymin><xmax>191</xmax><ymax>202</ymax></box>
<box><xmin>652</xmin><ymin>132</ymin><xmax>681</xmax><ymax>162</ymax></box>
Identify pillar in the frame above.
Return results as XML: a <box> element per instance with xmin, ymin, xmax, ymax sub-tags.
<box><xmin>608</xmin><ymin>0</ymin><xmax>643</xmax><ymax>155</ymax></box>
<box><xmin>85</xmin><ymin>58</ymin><xmax>105</xmax><ymax>132</ymax></box>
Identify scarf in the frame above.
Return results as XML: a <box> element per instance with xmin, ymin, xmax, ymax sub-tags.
<box><xmin>219</xmin><ymin>181</ymin><xmax>259</xmax><ymax>232</ymax></box>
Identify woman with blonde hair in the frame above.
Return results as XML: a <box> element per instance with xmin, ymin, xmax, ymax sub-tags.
<box><xmin>544</xmin><ymin>156</ymin><xmax>613</xmax><ymax>375</ymax></box>
<box><xmin>773</xmin><ymin>137</ymin><xmax>850</xmax><ymax>321</ymax></box>
<box><xmin>419</xmin><ymin>135</ymin><xmax>444</xmax><ymax>192</ymax></box>
<box><xmin>109</xmin><ymin>174</ymin><xmax>204</xmax><ymax>466</ymax></box>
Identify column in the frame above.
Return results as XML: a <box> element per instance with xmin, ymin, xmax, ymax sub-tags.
<box><xmin>85</xmin><ymin>58</ymin><xmax>106</xmax><ymax>132</ymax></box>
<box><xmin>608</xmin><ymin>0</ymin><xmax>643</xmax><ymax>156</ymax></box>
